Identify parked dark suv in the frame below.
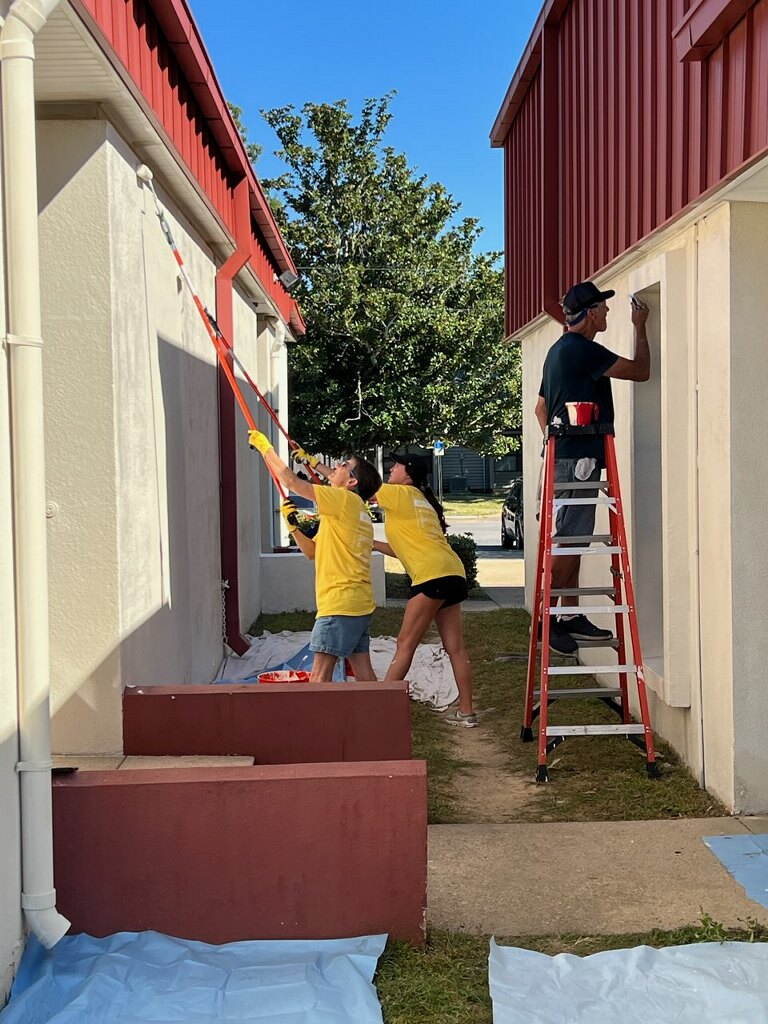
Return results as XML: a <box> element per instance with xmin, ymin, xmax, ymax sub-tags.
<box><xmin>501</xmin><ymin>477</ymin><xmax>524</xmax><ymax>550</ymax></box>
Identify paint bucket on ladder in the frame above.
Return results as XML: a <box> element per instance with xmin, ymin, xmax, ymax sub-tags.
<box><xmin>257</xmin><ymin>670</ymin><xmax>311</xmax><ymax>684</ymax></box>
<box><xmin>565</xmin><ymin>401</ymin><xmax>599</xmax><ymax>426</ymax></box>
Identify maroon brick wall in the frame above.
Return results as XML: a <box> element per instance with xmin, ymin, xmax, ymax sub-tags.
<box><xmin>122</xmin><ymin>682</ymin><xmax>412</xmax><ymax>763</ymax></box>
<box><xmin>53</xmin><ymin>761</ymin><xmax>427</xmax><ymax>945</ymax></box>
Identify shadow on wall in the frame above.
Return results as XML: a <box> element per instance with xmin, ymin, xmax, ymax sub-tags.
<box><xmin>122</xmin><ymin>336</ymin><xmax>222</xmax><ymax>687</ymax></box>
<box><xmin>51</xmin><ymin>339</ymin><xmax>229</xmax><ymax>753</ymax></box>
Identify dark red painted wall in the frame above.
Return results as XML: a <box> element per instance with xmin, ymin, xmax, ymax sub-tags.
<box><xmin>122</xmin><ymin>683</ymin><xmax>413</xmax><ymax>763</ymax></box>
<box><xmin>497</xmin><ymin>0</ymin><xmax>768</xmax><ymax>334</ymax></box>
<box><xmin>53</xmin><ymin>762</ymin><xmax>427</xmax><ymax>944</ymax></box>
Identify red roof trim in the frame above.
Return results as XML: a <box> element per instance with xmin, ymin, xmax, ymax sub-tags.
<box><xmin>148</xmin><ymin>0</ymin><xmax>296</xmax><ymax>274</ymax></box>
<box><xmin>490</xmin><ymin>0</ymin><xmax>569</xmax><ymax>147</ymax></box>
<box><xmin>673</xmin><ymin>0</ymin><xmax>757</xmax><ymax>62</ymax></box>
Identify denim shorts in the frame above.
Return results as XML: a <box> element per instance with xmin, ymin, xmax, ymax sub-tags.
<box><xmin>309</xmin><ymin>613</ymin><xmax>373</xmax><ymax>657</ymax></box>
<box><xmin>554</xmin><ymin>459</ymin><xmax>602</xmax><ymax>537</ymax></box>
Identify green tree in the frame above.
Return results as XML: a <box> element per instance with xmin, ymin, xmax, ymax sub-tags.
<box><xmin>261</xmin><ymin>95</ymin><xmax>520</xmax><ymax>455</ymax></box>
<box><xmin>228</xmin><ymin>102</ymin><xmax>262</xmax><ymax>167</ymax></box>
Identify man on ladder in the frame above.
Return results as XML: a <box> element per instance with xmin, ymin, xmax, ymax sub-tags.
<box><xmin>534</xmin><ymin>281</ymin><xmax>650</xmax><ymax>654</ymax></box>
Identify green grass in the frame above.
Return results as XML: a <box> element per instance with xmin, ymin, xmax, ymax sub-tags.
<box><xmin>251</xmin><ymin>606</ymin><xmax>726</xmax><ymax>823</ymax></box>
<box><xmin>442</xmin><ymin>493</ymin><xmax>503</xmax><ymax>518</ymax></box>
<box><xmin>377</xmin><ymin>918</ymin><xmax>768</xmax><ymax>1023</ymax></box>
<box><xmin>466</xmin><ymin>608</ymin><xmax>726</xmax><ymax>822</ymax></box>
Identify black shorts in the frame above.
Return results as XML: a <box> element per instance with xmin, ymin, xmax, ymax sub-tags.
<box><xmin>408</xmin><ymin>575</ymin><xmax>468</xmax><ymax>609</ymax></box>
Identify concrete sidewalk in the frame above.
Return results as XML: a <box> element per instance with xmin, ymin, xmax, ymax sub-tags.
<box><xmin>385</xmin><ymin>549</ymin><xmax>525</xmax><ymax>611</ymax></box>
<box><xmin>473</xmin><ymin>549</ymin><xmax>525</xmax><ymax>610</ymax></box>
<box><xmin>429</xmin><ymin>816</ymin><xmax>768</xmax><ymax>935</ymax></box>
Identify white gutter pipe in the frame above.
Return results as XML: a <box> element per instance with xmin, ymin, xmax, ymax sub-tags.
<box><xmin>0</xmin><ymin>0</ymin><xmax>70</xmax><ymax>948</ymax></box>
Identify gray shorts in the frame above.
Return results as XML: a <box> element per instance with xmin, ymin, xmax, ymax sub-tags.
<box><xmin>554</xmin><ymin>459</ymin><xmax>602</xmax><ymax>538</ymax></box>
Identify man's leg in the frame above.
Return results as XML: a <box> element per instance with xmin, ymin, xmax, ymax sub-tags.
<box><xmin>309</xmin><ymin>652</ymin><xmax>337</xmax><ymax>682</ymax></box>
<box><xmin>347</xmin><ymin>652</ymin><xmax>376</xmax><ymax>681</ymax></box>
<box><xmin>551</xmin><ymin>553</ymin><xmax>581</xmax><ymax>612</ymax></box>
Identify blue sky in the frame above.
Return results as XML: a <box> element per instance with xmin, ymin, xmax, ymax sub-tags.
<box><xmin>187</xmin><ymin>1</ymin><xmax>542</xmax><ymax>253</ymax></box>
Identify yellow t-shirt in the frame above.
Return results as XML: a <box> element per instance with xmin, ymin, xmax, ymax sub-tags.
<box><xmin>376</xmin><ymin>483</ymin><xmax>465</xmax><ymax>586</ymax></box>
<box><xmin>313</xmin><ymin>485</ymin><xmax>375</xmax><ymax>617</ymax></box>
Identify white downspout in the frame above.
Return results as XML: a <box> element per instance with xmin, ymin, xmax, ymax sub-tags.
<box><xmin>0</xmin><ymin>0</ymin><xmax>70</xmax><ymax>948</ymax></box>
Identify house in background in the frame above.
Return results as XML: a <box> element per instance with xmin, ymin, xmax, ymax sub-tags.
<box><xmin>493</xmin><ymin>0</ymin><xmax>768</xmax><ymax>813</ymax></box>
<box><xmin>1</xmin><ymin>0</ymin><xmax>305</xmax><ymax>994</ymax></box>
<box><xmin>398</xmin><ymin>438</ymin><xmax>522</xmax><ymax>494</ymax></box>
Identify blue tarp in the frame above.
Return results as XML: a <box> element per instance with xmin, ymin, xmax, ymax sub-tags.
<box><xmin>705</xmin><ymin>833</ymin><xmax>768</xmax><ymax>909</ymax></box>
<box><xmin>489</xmin><ymin>938</ymin><xmax>768</xmax><ymax>1023</ymax></box>
<box><xmin>1</xmin><ymin>931</ymin><xmax>386</xmax><ymax>1024</ymax></box>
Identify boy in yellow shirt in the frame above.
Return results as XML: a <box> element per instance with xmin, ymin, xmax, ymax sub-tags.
<box><xmin>248</xmin><ymin>428</ymin><xmax>381</xmax><ymax>682</ymax></box>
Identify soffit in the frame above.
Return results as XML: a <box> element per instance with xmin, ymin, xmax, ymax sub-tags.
<box><xmin>32</xmin><ymin>4</ymin><xmax>277</xmax><ymax>314</ymax></box>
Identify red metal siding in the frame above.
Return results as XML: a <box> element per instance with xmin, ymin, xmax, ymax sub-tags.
<box><xmin>77</xmin><ymin>0</ymin><xmax>296</xmax><ymax>325</ymax></box>
<box><xmin>504</xmin><ymin>70</ymin><xmax>542</xmax><ymax>335</ymax></box>
<box><xmin>499</xmin><ymin>0</ymin><xmax>768</xmax><ymax>334</ymax></box>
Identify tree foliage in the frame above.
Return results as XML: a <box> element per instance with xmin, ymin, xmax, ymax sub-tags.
<box><xmin>228</xmin><ymin>102</ymin><xmax>262</xmax><ymax>167</ymax></box>
<box><xmin>260</xmin><ymin>95</ymin><xmax>520</xmax><ymax>455</ymax></box>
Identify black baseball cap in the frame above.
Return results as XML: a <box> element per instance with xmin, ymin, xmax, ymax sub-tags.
<box><xmin>562</xmin><ymin>281</ymin><xmax>615</xmax><ymax>316</ymax></box>
<box><xmin>389</xmin><ymin>453</ymin><xmax>430</xmax><ymax>487</ymax></box>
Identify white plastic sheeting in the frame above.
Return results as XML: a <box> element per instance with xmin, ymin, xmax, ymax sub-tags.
<box><xmin>489</xmin><ymin>938</ymin><xmax>768</xmax><ymax>1023</ymax></box>
<box><xmin>0</xmin><ymin>931</ymin><xmax>387</xmax><ymax>1024</ymax></box>
<box><xmin>217</xmin><ymin>630</ymin><xmax>459</xmax><ymax>709</ymax></box>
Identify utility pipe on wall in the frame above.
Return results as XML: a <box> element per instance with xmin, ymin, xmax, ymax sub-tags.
<box><xmin>215</xmin><ymin>177</ymin><xmax>251</xmax><ymax>657</ymax></box>
<box><xmin>1</xmin><ymin>0</ymin><xmax>70</xmax><ymax>948</ymax></box>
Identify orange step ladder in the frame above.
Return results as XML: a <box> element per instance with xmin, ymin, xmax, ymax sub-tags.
<box><xmin>522</xmin><ymin>423</ymin><xmax>659</xmax><ymax>783</ymax></box>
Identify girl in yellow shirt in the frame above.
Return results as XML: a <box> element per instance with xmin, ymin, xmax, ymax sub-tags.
<box><xmin>373</xmin><ymin>455</ymin><xmax>477</xmax><ymax>727</ymax></box>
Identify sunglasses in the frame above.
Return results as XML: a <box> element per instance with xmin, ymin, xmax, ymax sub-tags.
<box><xmin>339</xmin><ymin>459</ymin><xmax>358</xmax><ymax>480</ymax></box>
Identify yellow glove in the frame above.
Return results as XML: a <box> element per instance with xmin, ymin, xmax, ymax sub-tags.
<box><xmin>248</xmin><ymin>429</ymin><xmax>273</xmax><ymax>455</ymax></box>
<box><xmin>291</xmin><ymin>446</ymin><xmax>320</xmax><ymax>470</ymax></box>
<box><xmin>281</xmin><ymin>498</ymin><xmax>299</xmax><ymax>533</ymax></box>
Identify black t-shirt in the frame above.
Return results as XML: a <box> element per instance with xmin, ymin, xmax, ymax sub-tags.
<box><xmin>538</xmin><ymin>332</ymin><xmax>619</xmax><ymax>462</ymax></box>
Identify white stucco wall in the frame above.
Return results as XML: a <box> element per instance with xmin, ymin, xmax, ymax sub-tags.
<box><xmin>37</xmin><ymin>118</ymin><xmax>122</xmax><ymax>754</ymax></box>
<box><xmin>729</xmin><ymin>202</ymin><xmax>768</xmax><ymax>811</ymax></box>
<box><xmin>35</xmin><ymin>118</ymin><xmax>276</xmax><ymax>753</ymax></box>
<box><xmin>519</xmin><ymin>204</ymin><xmax>767</xmax><ymax>808</ymax></box>
<box><xmin>109</xmin><ymin>131</ymin><xmax>225</xmax><ymax>692</ymax></box>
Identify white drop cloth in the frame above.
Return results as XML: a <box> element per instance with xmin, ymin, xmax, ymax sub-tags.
<box><xmin>217</xmin><ymin>630</ymin><xmax>458</xmax><ymax>710</ymax></box>
<box><xmin>489</xmin><ymin>938</ymin><xmax>768</xmax><ymax>1023</ymax></box>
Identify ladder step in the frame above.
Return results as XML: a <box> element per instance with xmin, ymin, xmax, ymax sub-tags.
<box><xmin>534</xmin><ymin>687</ymin><xmax>623</xmax><ymax>699</ymax></box>
<box><xmin>551</xmin><ymin>587</ymin><xmax>616</xmax><ymax>596</ymax></box>
<box><xmin>552</xmin><ymin>546</ymin><xmax>622</xmax><ymax>555</ymax></box>
<box><xmin>547</xmin><ymin>604</ymin><xmax>629</xmax><ymax>615</ymax></box>
<box><xmin>576</xmin><ymin>638</ymin><xmax>620</xmax><ymax>649</ymax></box>
<box><xmin>553</xmin><ymin>481</ymin><xmax>610</xmax><ymax>491</ymax></box>
<box><xmin>547</xmin><ymin>664</ymin><xmax>637</xmax><ymax>675</ymax></box>
<box><xmin>551</xmin><ymin>535</ymin><xmax>613</xmax><ymax>545</ymax></box>
<box><xmin>545</xmin><ymin>724</ymin><xmax>646</xmax><ymax>737</ymax></box>
<box><xmin>553</xmin><ymin>498</ymin><xmax>616</xmax><ymax>507</ymax></box>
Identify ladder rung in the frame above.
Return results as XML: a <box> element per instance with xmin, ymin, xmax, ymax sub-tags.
<box><xmin>551</xmin><ymin>587</ymin><xmax>616</xmax><ymax>596</ymax></box>
<box><xmin>576</xmin><ymin>638</ymin><xmax>620</xmax><ymax>649</ymax></box>
<box><xmin>545</xmin><ymin>724</ymin><xmax>646</xmax><ymax>737</ymax></box>
<box><xmin>553</xmin><ymin>481</ymin><xmax>610</xmax><ymax>491</ymax></box>
<box><xmin>535</xmin><ymin>687</ymin><xmax>623</xmax><ymax>699</ymax></box>
<box><xmin>547</xmin><ymin>605</ymin><xmax>628</xmax><ymax>615</ymax></box>
<box><xmin>552</xmin><ymin>546</ymin><xmax>622</xmax><ymax>555</ymax></box>
<box><xmin>553</xmin><ymin>498</ymin><xmax>616</xmax><ymax>507</ymax></box>
<box><xmin>547</xmin><ymin>664</ymin><xmax>637</xmax><ymax>675</ymax></box>
<box><xmin>551</xmin><ymin>535</ymin><xmax>613</xmax><ymax>545</ymax></box>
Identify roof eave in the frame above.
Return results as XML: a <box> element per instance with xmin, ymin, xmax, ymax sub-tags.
<box><xmin>490</xmin><ymin>0</ymin><xmax>570</xmax><ymax>147</ymax></box>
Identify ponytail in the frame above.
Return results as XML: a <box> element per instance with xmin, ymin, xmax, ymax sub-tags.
<box><xmin>420</xmin><ymin>482</ymin><xmax>447</xmax><ymax>534</ymax></box>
